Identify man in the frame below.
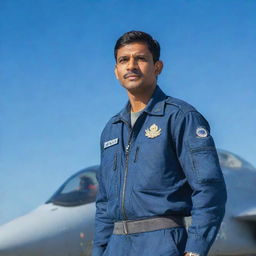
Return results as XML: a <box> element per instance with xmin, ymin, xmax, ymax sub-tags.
<box><xmin>93</xmin><ymin>31</ymin><xmax>227</xmax><ymax>256</ymax></box>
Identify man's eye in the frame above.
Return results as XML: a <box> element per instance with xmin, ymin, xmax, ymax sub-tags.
<box><xmin>119</xmin><ymin>58</ymin><xmax>128</xmax><ymax>63</ymax></box>
<box><xmin>137</xmin><ymin>56</ymin><xmax>147</xmax><ymax>61</ymax></box>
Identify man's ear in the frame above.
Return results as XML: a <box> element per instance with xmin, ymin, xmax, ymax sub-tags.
<box><xmin>114</xmin><ymin>65</ymin><xmax>119</xmax><ymax>80</ymax></box>
<box><xmin>154</xmin><ymin>60</ymin><xmax>163</xmax><ymax>75</ymax></box>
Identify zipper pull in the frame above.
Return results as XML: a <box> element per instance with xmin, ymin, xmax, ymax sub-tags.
<box><xmin>125</xmin><ymin>144</ymin><xmax>130</xmax><ymax>154</ymax></box>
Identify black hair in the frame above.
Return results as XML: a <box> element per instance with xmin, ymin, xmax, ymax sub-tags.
<box><xmin>114</xmin><ymin>31</ymin><xmax>160</xmax><ymax>63</ymax></box>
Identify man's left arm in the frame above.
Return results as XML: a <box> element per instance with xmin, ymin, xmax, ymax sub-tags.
<box><xmin>172</xmin><ymin>110</ymin><xmax>227</xmax><ymax>256</ymax></box>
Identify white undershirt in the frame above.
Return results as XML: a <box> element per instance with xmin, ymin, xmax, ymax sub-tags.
<box><xmin>130</xmin><ymin>110</ymin><xmax>143</xmax><ymax>128</ymax></box>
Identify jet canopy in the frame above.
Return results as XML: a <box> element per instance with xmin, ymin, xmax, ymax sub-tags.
<box><xmin>46</xmin><ymin>166</ymin><xmax>99</xmax><ymax>206</ymax></box>
<box><xmin>217</xmin><ymin>149</ymin><xmax>255</xmax><ymax>170</ymax></box>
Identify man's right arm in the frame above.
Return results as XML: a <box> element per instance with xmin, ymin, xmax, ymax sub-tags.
<box><xmin>92</xmin><ymin>135</ymin><xmax>114</xmax><ymax>256</ymax></box>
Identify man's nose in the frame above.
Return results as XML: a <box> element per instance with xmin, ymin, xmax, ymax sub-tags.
<box><xmin>127</xmin><ymin>57</ymin><xmax>138</xmax><ymax>70</ymax></box>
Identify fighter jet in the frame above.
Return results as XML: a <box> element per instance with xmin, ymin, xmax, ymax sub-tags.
<box><xmin>0</xmin><ymin>150</ymin><xmax>255</xmax><ymax>256</ymax></box>
<box><xmin>0</xmin><ymin>166</ymin><xmax>98</xmax><ymax>256</ymax></box>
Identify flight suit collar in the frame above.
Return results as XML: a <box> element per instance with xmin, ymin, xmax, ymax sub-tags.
<box><xmin>112</xmin><ymin>85</ymin><xmax>167</xmax><ymax>124</ymax></box>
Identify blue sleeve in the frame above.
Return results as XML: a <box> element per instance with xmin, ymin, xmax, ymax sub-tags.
<box><xmin>92</xmin><ymin>134</ymin><xmax>114</xmax><ymax>256</ymax></box>
<box><xmin>172</xmin><ymin>110</ymin><xmax>227</xmax><ymax>256</ymax></box>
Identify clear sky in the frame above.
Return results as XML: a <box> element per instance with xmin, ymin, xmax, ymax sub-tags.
<box><xmin>0</xmin><ymin>0</ymin><xmax>255</xmax><ymax>225</ymax></box>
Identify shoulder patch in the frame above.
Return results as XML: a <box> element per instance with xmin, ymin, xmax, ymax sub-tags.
<box><xmin>196</xmin><ymin>127</ymin><xmax>209</xmax><ymax>138</ymax></box>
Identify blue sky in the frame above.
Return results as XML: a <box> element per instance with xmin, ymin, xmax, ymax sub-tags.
<box><xmin>0</xmin><ymin>0</ymin><xmax>255</xmax><ymax>225</ymax></box>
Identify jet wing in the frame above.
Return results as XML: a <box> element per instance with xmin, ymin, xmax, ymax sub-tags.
<box><xmin>234</xmin><ymin>207</ymin><xmax>256</xmax><ymax>222</ymax></box>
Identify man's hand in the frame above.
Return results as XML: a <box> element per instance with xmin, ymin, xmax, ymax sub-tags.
<box><xmin>184</xmin><ymin>252</ymin><xmax>200</xmax><ymax>256</ymax></box>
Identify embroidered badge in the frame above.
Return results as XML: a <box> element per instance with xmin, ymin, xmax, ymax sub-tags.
<box><xmin>196</xmin><ymin>127</ymin><xmax>208</xmax><ymax>138</ymax></box>
<box><xmin>104</xmin><ymin>138</ymin><xmax>119</xmax><ymax>149</ymax></box>
<box><xmin>145</xmin><ymin>124</ymin><xmax>161</xmax><ymax>139</ymax></box>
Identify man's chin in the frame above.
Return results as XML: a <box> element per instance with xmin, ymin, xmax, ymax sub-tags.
<box><xmin>121</xmin><ymin>83</ymin><xmax>155</xmax><ymax>96</ymax></box>
<box><xmin>121</xmin><ymin>82</ymin><xmax>141</xmax><ymax>91</ymax></box>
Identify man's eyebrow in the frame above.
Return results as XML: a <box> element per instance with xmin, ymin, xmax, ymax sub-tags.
<box><xmin>117</xmin><ymin>55</ymin><xmax>128</xmax><ymax>61</ymax></box>
<box><xmin>135</xmin><ymin>54</ymin><xmax>148</xmax><ymax>58</ymax></box>
<box><xmin>117</xmin><ymin>53</ymin><xmax>148</xmax><ymax>59</ymax></box>
<box><xmin>135</xmin><ymin>52</ymin><xmax>148</xmax><ymax>55</ymax></box>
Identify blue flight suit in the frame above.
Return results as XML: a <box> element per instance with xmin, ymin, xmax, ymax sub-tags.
<box><xmin>93</xmin><ymin>86</ymin><xmax>227</xmax><ymax>256</ymax></box>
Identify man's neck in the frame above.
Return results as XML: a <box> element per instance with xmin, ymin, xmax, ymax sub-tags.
<box><xmin>127</xmin><ymin>85</ymin><xmax>156</xmax><ymax>112</ymax></box>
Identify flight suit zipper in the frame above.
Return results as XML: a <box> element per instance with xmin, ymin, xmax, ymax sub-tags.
<box><xmin>121</xmin><ymin>113</ymin><xmax>144</xmax><ymax>220</ymax></box>
<box><xmin>121</xmin><ymin>132</ymin><xmax>132</xmax><ymax>220</ymax></box>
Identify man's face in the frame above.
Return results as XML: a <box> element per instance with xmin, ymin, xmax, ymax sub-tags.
<box><xmin>114</xmin><ymin>42</ymin><xmax>163</xmax><ymax>94</ymax></box>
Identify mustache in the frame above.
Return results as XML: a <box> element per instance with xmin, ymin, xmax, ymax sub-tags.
<box><xmin>123</xmin><ymin>70</ymin><xmax>141</xmax><ymax>79</ymax></box>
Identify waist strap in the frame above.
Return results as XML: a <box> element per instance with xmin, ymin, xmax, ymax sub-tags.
<box><xmin>113</xmin><ymin>216</ymin><xmax>184</xmax><ymax>235</ymax></box>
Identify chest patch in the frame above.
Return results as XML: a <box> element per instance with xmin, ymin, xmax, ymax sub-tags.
<box><xmin>145</xmin><ymin>124</ymin><xmax>161</xmax><ymax>139</ymax></box>
<box><xmin>104</xmin><ymin>138</ymin><xmax>119</xmax><ymax>149</ymax></box>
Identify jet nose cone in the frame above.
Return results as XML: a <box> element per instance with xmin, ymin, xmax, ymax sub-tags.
<box><xmin>0</xmin><ymin>203</ymin><xmax>95</xmax><ymax>256</ymax></box>
<box><xmin>0</xmin><ymin>217</ymin><xmax>28</xmax><ymax>255</ymax></box>
<box><xmin>0</xmin><ymin>205</ymin><xmax>53</xmax><ymax>255</ymax></box>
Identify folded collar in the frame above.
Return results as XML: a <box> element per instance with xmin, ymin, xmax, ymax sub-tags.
<box><xmin>112</xmin><ymin>85</ymin><xmax>167</xmax><ymax>124</ymax></box>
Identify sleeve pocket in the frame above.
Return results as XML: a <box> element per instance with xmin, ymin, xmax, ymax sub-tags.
<box><xmin>187</xmin><ymin>136</ymin><xmax>223</xmax><ymax>184</ymax></box>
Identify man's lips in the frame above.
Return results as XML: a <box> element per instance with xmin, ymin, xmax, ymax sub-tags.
<box><xmin>124</xmin><ymin>72</ymin><xmax>141</xmax><ymax>79</ymax></box>
<box><xmin>126</xmin><ymin>75</ymin><xmax>140</xmax><ymax>79</ymax></box>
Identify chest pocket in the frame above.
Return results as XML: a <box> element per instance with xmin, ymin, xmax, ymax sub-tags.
<box><xmin>187</xmin><ymin>135</ymin><xmax>223</xmax><ymax>184</ymax></box>
<box><xmin>102</xmin><ymin>149</ymin><xmax>121</xmax><ymax>200</ymax></box>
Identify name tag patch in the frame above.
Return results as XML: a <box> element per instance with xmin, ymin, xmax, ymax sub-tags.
<box><xmin>104</xmin><ymin>138</ymin><xmax>119</xmax><ymax>149</ymax></box>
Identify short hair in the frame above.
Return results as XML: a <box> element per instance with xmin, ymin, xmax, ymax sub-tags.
<box><xmin>114</xmin><ymin>31</ymin><xmax>160</xmax><ymax>63</ymax></box>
